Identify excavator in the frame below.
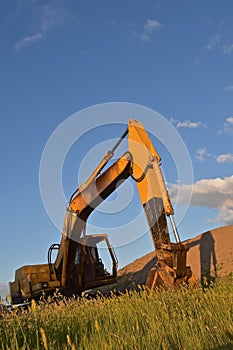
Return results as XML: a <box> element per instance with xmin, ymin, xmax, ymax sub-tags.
<box><xmin>10</xmin><ymin>120</ymin><xmax>195</xmax><ymax>304</ymax></box>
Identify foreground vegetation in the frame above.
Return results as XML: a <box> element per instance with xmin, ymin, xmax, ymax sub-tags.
<box><xmin>0</xmin><ymin>279</ymin><xmax>233</xmax><ymax>350</ymax></box>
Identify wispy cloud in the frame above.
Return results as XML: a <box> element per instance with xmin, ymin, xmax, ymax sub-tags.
<box><xmin>218</xmin><ymin>117</ymin><xmax>233</xmax><ymax>134</ymax></box>
<box><xmin>15</xmin><ymin>32</ymin><xmax>43</xmax><ymax>51</ymax></box>
<box><xmin>177</xmin><ymin>120</ymin><xmax>206</xmax><ymax>128</ymax></box>
<box><xmin>205</xmin><ymin>26</ymin><xmax>233</xmax><ymax>56</ymax></box>
<box><xmin>140</xmin><ymin>19</ymin><xmax>161</xmax><ymax>43</ymax></box>
<box><xmin>216</xmin><ymin>153</ymin><xmax>233</xmax><ymax>164</ymax></box>
<box><xmin>195</xmin><ymin>148</ymin><xmax>211</xmax><ymax>162</ymax></box>
<box><xmin>205</xmin><ymin>33</ymin><xmax>220</xmax><ymax>51</ymax></box>
<box><xmin>225</xmin><ymin>85</ymin><xmax>233</xmax><ymax>92</ymax></box>
<box><xmin>223</xmin><ymin>43</ymin><xmax>233</xmax><ymax>54</ymax></box>
<box><xmin>170</xmin><ymin>118</ymin><xmax>207</xmax><ymax>129</ymax></box>
<box><xmin>169</xmin><ymin>175</ymin><xmax>233</xmax><ymax>226</ymax></box>
<box><xmin>39</xmin><ymin>3</ymin><xmax>71</xmax><ymax>33</ymax></box>
<box><xmin>144</xmin><ymin>19</ymin><xmax>161</xmax><ymax>32</ymax></box>
<box><xmin>195</xmin><ymin>149</ymin><xmax>233</xmax><ymax>164</ymax></box>
<box><xmin>15</xmin><ymin>2</ymin><xmax>73</xmax><ymax>51</ymax></box>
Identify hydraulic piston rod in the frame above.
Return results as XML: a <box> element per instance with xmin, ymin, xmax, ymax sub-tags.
<box><xmin>169</xmin><ymin>215</ymin><xmax>181</xmax><ymax>243</ymax></box>
<box><xmin>69</xmin><ymin>128</ymin><xmax>128</xmax><ymax>202</ymax></box>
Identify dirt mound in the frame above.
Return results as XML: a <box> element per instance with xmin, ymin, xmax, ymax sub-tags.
<box><xmin>186</xmin><ymin>225</ymin><xmax>233</xmax><ymax>279</ymax></box>
<box><xmin>118</xmin><ymin>225</ymin><xmax>233</xmax><ymax>287</ymax></box>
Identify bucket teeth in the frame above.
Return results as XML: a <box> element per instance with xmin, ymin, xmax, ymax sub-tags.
<box><xmin>146</xmin><ymin>261</ymin><xmax>195</xmax><ymax>291</ymax></box>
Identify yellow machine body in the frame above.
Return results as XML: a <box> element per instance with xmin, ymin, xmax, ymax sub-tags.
<box><xmin>10</xmin><ymin>120</ymin><xmax>194</xmax><ymax>304</ymax></box>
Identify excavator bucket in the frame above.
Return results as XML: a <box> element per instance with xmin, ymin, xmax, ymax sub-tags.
<box><xmin>146</xmin><ymin>262</ymin><xmax>195</xmax><ymax>291</ymax></box>
<box><xmin>146</xmin><ymin>263</ymin><xmax>178</xmax><ymax>290</ymax></box>
<box><xmin>145</xmin><ymin>242</ymin><xmax>196</xmax><ymax>291</ymax></box>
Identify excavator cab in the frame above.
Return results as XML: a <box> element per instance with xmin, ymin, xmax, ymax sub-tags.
<box><xmin>10</xmin><ymin>234</ymin><xmax>117</xmax><ymax>304</ymax></box>
<box><xmin>63</xmin><ymin>234</ymin><xmax>117</xmax><ymax>292</ymax></box>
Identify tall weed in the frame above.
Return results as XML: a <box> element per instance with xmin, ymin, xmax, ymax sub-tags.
<box><xmin>0</xmin><ymin>278</ymin><xmax>232</xmax><ymax>349</ymax></box>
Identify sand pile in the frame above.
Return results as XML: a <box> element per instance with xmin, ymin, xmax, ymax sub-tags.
<box><xmin>117</xmin><ymin>225</ymin><xmax>233</xmax><ymax>288</ymax></box>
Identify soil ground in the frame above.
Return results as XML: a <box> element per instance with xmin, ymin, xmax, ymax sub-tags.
<box><xmin>117</xmin><ymin>225</ymin><xmax>233</xmax><ymax>288</ymax></box>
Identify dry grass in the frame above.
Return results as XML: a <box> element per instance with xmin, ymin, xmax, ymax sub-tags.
<box><xmin>0</xmin><ymin>278</ymin><xmax>232</xmax><ymax>349</ymax></box>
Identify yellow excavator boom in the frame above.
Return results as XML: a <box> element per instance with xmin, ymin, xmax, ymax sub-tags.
<box><xmin>10</xmin><ymin>119</ymin><xmax>194</xmax><ymax>304</ymax></box>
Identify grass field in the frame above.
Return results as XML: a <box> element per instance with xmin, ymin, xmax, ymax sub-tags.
<box><xmin>0</xmin><ymin>278</ymin><xmax>232</xmax><ymax>350</ymax></box>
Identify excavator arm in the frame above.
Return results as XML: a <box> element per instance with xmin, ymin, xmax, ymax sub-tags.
<box><xmin>56</xmin><ymin>119</ymin><xmax>194</xmax><ymax>291</ymax></box>
<box><xmin>10</xmin><ymin>119</ymin><xmax>194</xmax><ymax>303</ymax></box>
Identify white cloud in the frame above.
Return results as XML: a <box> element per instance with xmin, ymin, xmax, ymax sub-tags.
<box><xmin>195</xmin><ymin>148</ymin><xmax>211</xmax><ymax>162</ymax></box>
<box><xmin>218</xmin><ymin>117</ymin><xmax>233</xmax><ymax>134</ymax></box>
<box><xmin>140</xmin><ymin>19</ymin><xmax>161</xmax><ymax>43</ymax></box>
<box><xmin>216</xmin><ymin>153</ymin><xmax>233</xmax><ymax>163</ymax></box>
<box><xmin>177</xmin><ymin>120</ymin><xmax>205</xmax><ymax>128</ymax></box>
<box><xmin>15</xmin><ymin>32</ymin><xmax>43</xmax><ymax>51</ymax></box>
<box><xmin>216</xmin><ymin>209</ymin><xmax>233</xmax><ymax>226</ymax></box>
<box><xmin>225</xmin><ymin>85</ymin><xmax>233</xmax><ymax>92</ymax></box>
<box><xmin>170</xmin><ymin>118</ymin><xmax>207</xmax><ymax>129</ymax></box>
<box><xmin>169</xmin><ymin>175</ymin><xmax>233</xmax><ymax>226</ymax></box>
<box><xmin>205</xmin><ymin>34</ymin><xmax>220</xmax><ymax>51</ymax></box>
<box><xmin>140</xmin><ymin>34</ymin><xmax>151</xmax><ymax>43</ymax></box>
<box><xmin>39</xmin><ymin>3</ymin><xmax>71</xmax><ymax>33</ymax></box>
<box><xmin>204</xmin><ymin>28</ymin><xmax>233</xmax><ymax>56</ymax></box>
<box><xmin>15</xmin><ymin>2</ymin><xmax>73</xmax><ymax>51</ymax></box>
<box><xmin>223</xmin><ymin>43</ymin><xmax>233</xmax><ymax>54</ymax></box>
<box><xmin>144</xmin><ymin>19</ymin><xmax>161</xmax><ymax>33</ymax></box>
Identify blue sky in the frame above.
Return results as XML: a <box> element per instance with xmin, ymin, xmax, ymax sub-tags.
<box><xmin>0</xmin><ymin>0</ymin><xmax>232</xmax><ymax>297</ymax></box>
